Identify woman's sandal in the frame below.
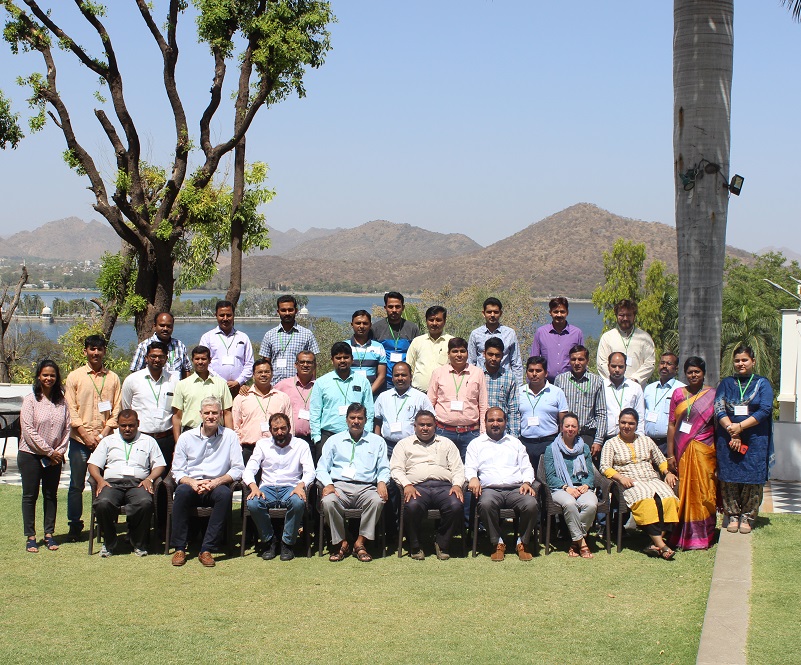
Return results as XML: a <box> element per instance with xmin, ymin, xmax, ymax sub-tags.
<box><xmin>26</xmin><ymin>537</ymin><xmax>39</xmax><ymax>553</ymax></box>
<box><xmin>642</xmin><ymin>545</ymin><xmax>661</xmax><ymax>558</ymax></box>
<box><xmin>567</xmin><ymin>544</ymin><xmax>580</xmax><ymax>558</ymax></box>
<box><xmin>329</xmin><ymin>543</ymin><xmax>351</xmax><ymax>562</ymax></box>
<box><xmin>579</xmin><ymin>545</ymin><xmax>594</xmax><ymax>559</ymax></box>
<box><xmin>353</xmin><ymin>544</ymin><xmax>373</xmax><ymax>562</ymax></box>
<box><xmin>659</xmin><ymin>546</ymin><xmax>675</xmax><ymax>560</ymax></box>
<box><xmin>43</xmin><ymin>535</ymin><xmax>59</xmax><ymax>551</ymax></box>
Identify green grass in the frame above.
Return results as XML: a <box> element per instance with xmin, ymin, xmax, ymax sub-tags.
<box><xmin>748</xmin><ymin>513</ymin><xmax>801</xmax><ymax>664</ymax></box>
<box><xmin>0</xmin><ymin>484</ymin><xmax>715</xmax><ymax>664</ymax></box>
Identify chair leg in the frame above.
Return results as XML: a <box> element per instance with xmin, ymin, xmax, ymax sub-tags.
<box><xmin>318</xmin><ymin>510</ymin><xmax>324</xmax><ymax>557</ymax></box>
<box><xmin>164</xmin><ymin>512</ymin><xmax>171</xmax><ymax>555</ymax></box>
<box><xmin>381</xmin><ymin>511</ymin><xmax>387</xmax><ymax>559</ymax></box>
<box><xmin>616</xmin><ymin>505</ymin><xmax>624</xmax><ymax>554</ymax></box>
<box><xmin>605</xmin><ymin>508</ymin><xmax>612</xmax><ymax>554</ymax></box>
<box><xmin>88</xmin><ymin>505</ymin><xmax>95</xmax><ymax>556</ymax></box>
<box><xmin>544</xmin><ymin>514</ymin><xmax>552</xmax><ymax>555</ymax></box>
<box><xmin>240</xmin><ymin>509</ymin><xmax>247</xmax><ymax>558</ymax></box>
<box><xmin>397</xmin><ymin>502</ymin><xmax>404</xmax><ymax>558</ymax></box>
<box><xmin>472</xmin><ymin>507</ymin><xmax>479</xmax><ymax>557</ymax></box>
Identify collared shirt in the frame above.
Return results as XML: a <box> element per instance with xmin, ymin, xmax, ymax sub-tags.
<box><xmin>464</xmin><ymin>433</ymin><xmax>535</xmax><ymax>487</ymax></box>
<box><xmin>64</xmin><ymin>364</ymin><xmax>122</xmax><ymax>444</ymax></box>
<box><xmin>596</xmin><ymin>327</ymin><xmax>656</xmax><ymax>387</ymax></box>
<box><xmin>232</xmin><ymin>386</ymin><xmax>294</xmax><ymax>445</ymax></box>
<box><xmin>130</xmin><ymin>334</ymin><xmax>191</xmax><ymax>376</ymax></box>
<box><xmin>309</xmin><ymin>371</ymin><xmax>374</xmax><ymax>442</ymax></box>
<box><xmin>484</xmin><ymin>367</ymin><xmax>521</xmax><ymax>436</ymax></box>
<box><xmin>199</xmin><ymin>325</ymin><xmax>254</xmax><ymax>386</ymax></box>
<box><xmin>315</xmin><ymin>430</ymin><xmax>390</xmax><ymax>486</ymax></box>
<box><xmin>274</xmin><ymin>376</ymin><xmax>315</xmax><ymax>437</ymax></box>
<box><xmin>346</xmin><ymin>337</ymin><xmax>387</xmax><ymax>382</ymax></box>
<box><xmin>530</xmin><ymin>323</ymin><xmax>584</xmax><ymax>382</ymax></box>
<box><xmin>604</xmin><ymin>378</ymin><xmax>645</xmax><ymax>436</ymax></box>
<box><xmin>19</xmin><ymin>392</ymin><xmax>70</xmax><ymax>457</ymax></box>
<box><xmin>371</xmin><ymin>318</ymin><xmax>420</xmax><ymax>387</ymax></box>
<box><xmin>121</xmin><ymin>368</ymin><xmax>179</xmax><ymax>434</ymax></box>
<box><xmin>467</xmin><ymin>324</ymin><xmax>524</xmax><ymax>384</ymax></box>
<box><xmin>88</xmin><ymin>431</ymin><xmax>165</xmax><ymax>482</ymax></box>
<box><xmin>171</xmin><ymin>373</ymin><xmax>233</xmax><ymax>428</ymax></box>
<box><xmin>554</xmin><ymin>371</ymin><xmax>607</xmax><ymax>447</ymax></box>
<box><xmin>428</xmin><ymin>364</ymin><xmax>488</xmax><ymax>432</ymax></box>
<box><xmin>644</xmin><ymin>378</ymin><xmax>686</xmax><ymax>439</ymax></box>
<box><xmin>242</xmin><ymin>435</ymin><xmax>315</xmax><ymax>488</ymax></box>
<box><xmin>172</xmin><ymin>425</ymin><xmax>244</xmax><ymax>482</ymax></box>
<box><xmin>406</xmin><ymin>333</ymin><xmax>453</xmax><ymax>391</ymax></box>
<box><xmin>519</xmin><ymin>382</ymin><xmax>568</xmax><ymax>439</ymax></box>
<box><xmin>374</xmin><ymin>387</ymin><xmax>434</xmax><ymax>444</ymax></box>
<box><xmin>259</xmin><ymin>323</ymin><xmax>320</xmax><ymax>383</ymax></box>
<box><xmin>390</xmin><ymin>434</ymin><xmax>465</xmax><ymax>487</ymax></box>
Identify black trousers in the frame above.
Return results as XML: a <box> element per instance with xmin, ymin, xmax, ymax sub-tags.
<box><xmin>519</xmin><ymin>433</ymin><xmax>557</xmax><ymax>472</ymax></box>
<box><xmin>478</xmin><ymin>486</ymin><xmax>540</xmax><ymax>546</ymax></box>
<box><xmin>18</xmin><ymin>451</ymin><xmax>61</xmax><ymax>537</ymax></box>
<box><xmin>403</xmin><ymin>480</ymin><xmax>463</xmax><ymax>551</ymax></box>
<box><xmin>93</xmin><ymin>480</ymin><xmax>154</xmax><ymax>550</ymax></box>
<box><xmin>170</xmin><ymin>483</ymin><xmax>233</xmax><ymax>552</ymax></box>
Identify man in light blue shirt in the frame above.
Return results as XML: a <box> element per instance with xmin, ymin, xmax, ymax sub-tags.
<box><xmin>467</xmin><ymin>297</ymin><xmax>524</xmax><ymax>384</ymax></box>
<box><xmin>317</xmin><ymin>404</ymin><xmax>390</xmax><ymax>563</ymax></box>
<box><xmin>643</xmin><ymin>352</ymin><xmax>685</xmax><ymax>454</ymax></box>
<box><xmin>373</xmin><ymin>362</ymin><xmax>434</xmax><ymax>454</ymax></box>
<box><xmin>199</xmin><ymin>300</ymin><xmax>254</xmax><ymax>397</ymax></box>
<box><xmin>518</xmin><ymin>356</ymin><xmax>569</xmax><ymax>471</ymax></box>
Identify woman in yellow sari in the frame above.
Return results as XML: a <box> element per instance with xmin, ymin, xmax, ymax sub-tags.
<box><xmin>666</xmin><ymin>356</ymin><xmax>718</xmax><ymax>549</ymax></box>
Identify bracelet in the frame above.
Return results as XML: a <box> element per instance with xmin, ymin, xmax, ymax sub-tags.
<box><xmin>667</xmin><ymin>456</ymin><xmax>675</xmax><ymax>461</ymax></box>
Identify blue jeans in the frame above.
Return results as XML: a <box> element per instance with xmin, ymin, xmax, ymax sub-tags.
<box><xmin>247</xmin><ymin>486</ymin><xmax>305</xmax><ymax>545</ymax></box>
<box><xmin>67</xmin><ymin>439</ymin><xmax>91</xmax><ymax>526</ymax></box>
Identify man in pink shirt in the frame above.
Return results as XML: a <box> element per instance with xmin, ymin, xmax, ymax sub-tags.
<box><xmin>273</xmin><ymin>350</ymin><xmax>316</xmax><ymax>459</ymax></box>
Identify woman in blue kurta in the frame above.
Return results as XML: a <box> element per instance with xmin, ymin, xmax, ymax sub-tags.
<box><xmin>714</xmin><ymin>345</ymin><xmax>774</xmax><ymax>535</ymax></box>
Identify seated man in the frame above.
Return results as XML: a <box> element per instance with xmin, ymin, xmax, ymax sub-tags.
<box><xmin>390</xmin><ymin>410</ymin><xmax>465</xmax><ymax>560</ymax></box>
<box><xmin>87</xmin><ymin>409</ymin><xmax>166</xmax><ymax>557</ymax></box>
<box><xmin>244</xmin><ymin>413</ymin><xmax>315</xmax><ymax>562</ymax></box>
<box><xmin>169</xmin><ymin>396</ymin><xmax>245</xmax><ymax>567</ymax></box>
<box><xmin>317</xmin><ymin>403</ymin><xmax>390</xmax><ymax>563</ymax></box>
<box><xmin>465</xmin><ymin>407</ymin><xmax>539</xmax><ymax>561</ymax></box>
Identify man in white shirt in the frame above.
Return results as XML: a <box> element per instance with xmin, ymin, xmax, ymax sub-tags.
<box><xmin>603</xmin><ymin>352</ymin><xmax>645</xmax><ymax>440</ymax></box>
<box><xmin>465</xmin><ymin>407</ymin><xmax>539</xmax><ymax>562</ymax></box>
<box><xmin>244</xmin><ymin>413</ymin><xmax>315</xmax><ymax>562</ymax></box>
<box><xmin>199</xmin><ymin>300</ymin><xmax>254</xmax><ymax>397</ymax></box>
<box><xmin>643</xmin><ymin>352</ymin><xmax>685</xmax><ymax>454</ymax></box>
<box><xmin>169</xmin><ymin>396</ymin><xmax>245</xmax><ymax>567</ymax></box>
<box><xmin>596</xmin><ymin>299</ymin><xmax>656</xmax><ymax>387</ymax></box>
<box><xmin>87</xmin><ymin>410</ymin><xmax>166</xmax><ymax>557</ymax></box>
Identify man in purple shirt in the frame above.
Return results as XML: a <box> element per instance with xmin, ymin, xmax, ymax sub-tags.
<box><xmin>531</xmin><ymin>297</ymin><xmax>584</xmax><ymax>383</ymax></box>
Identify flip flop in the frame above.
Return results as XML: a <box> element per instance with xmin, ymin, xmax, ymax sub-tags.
<box><xmin>26</xmin><ymin>538</ymin><xmax>39</xmax><ymax>553</ymax></box>
<box><xmin>642</xmin><ymin>545</ymin><xmax>661</xmax><ymax>558</ymax></box>
<box><xmin>353</xmin><ymin>544</ymin><xmax>373</xmax><ymax>562</ymax></box>
<box><xmin>659</xmin><ymin>546</ymin><xmax>675</xmax><ymax>560</ymax></box>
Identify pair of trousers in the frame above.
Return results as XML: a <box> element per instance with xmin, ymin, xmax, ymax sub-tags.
<box><xmin>93</xmin><ymin>480</ymin><xmax>154</xmax><ymax>550</ymax></box>
<box><xmin>321</xmin><ymin>480</ymin><xmax>384</xmax><ymax>544</ymax></box>
<box><xmin>551</xmin><ymin>489</ymin><xmax>598</xmax><ymax>542</ymax></box>
<box><xmin>18</xmin><ymin>451</ymin><xmax>61</xmax><ymax>537</ymax></box>
<box><xmin>403</xmin><ymin>480</ymin><xmax>463</xmax><ymax>551</ymax></box>
<box><xmin>721</xmin><ymin>481</ymin><xmax>763</xmax><ymax>521</ymax></box>
<box><xmin>477</xmin><ymin>486</ymin><xmax>539</xmax><ymax>546</ymax></box>
<box><xmin>170</xmin><ymin>483</ymin><xmax>233</xmax><ymax>552</ymax></box>
<box><xmin>247</xmin><ymin>485</ymin><xmax>305</xmax><ymax>545</ymax></box>
<box><xmin>436</xmin><ymin>427</ymin><xmax>479</xmax><ymax>525</ymax></box>
<box><xmin>519</xmin><ymin>434</ymin><xmax>557</xmax><ymax>473</ymax></box>
<box><xmin>67</xmin><ymin>439</ymin><xmax>90</xmax><ymax>526</ymax></box>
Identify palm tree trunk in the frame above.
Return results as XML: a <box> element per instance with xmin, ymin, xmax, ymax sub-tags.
<box><xmin>673</xmin><ymin>0</ymin><xmax>734</xmax><ymax>385</ymax></box>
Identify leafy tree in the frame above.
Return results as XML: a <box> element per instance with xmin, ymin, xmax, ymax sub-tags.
<box><xmin>57</xmin><ymin>320</ymin><xmax>130</xmax><ymax>377</ymax></box>
<box><xmin>0</xmin><ymin>265</ymin><xmax>27</xmax><ymax>381</ymax></box>
<box><xmin>591</xmin><ymin>238</ymin><xmax>645</xmax><ymax>330</ymax></box>
<box><xmin>0</xmin><ymin>87</ymin><xmax>23</xmax><ymax>149</ymax></box>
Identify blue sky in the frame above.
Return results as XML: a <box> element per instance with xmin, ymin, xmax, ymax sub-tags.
<box><xmin>1</xmin><ymin>1</ymin><xmax>799</xmax><ymax>253</ymax></box>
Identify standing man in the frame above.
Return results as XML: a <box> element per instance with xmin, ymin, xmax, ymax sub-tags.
<box><xmin>130</xmin><ymin>311</ymin><xmax>191</xmax><ymax>378</ymax></box>
<box><xmin>465</xmin><ymin>408</ymin><xmax>539</xmax><ymax>561</ymax></box>
<box><xmin>467</xmin><ymin>297</ymin><xmax>524</xmax><ymax>384</ymax></box>
<box><xmin>274</xmin><ymin>351</ymin><xmax>317</xmax><ymax>454</ymax></box>
<box><xmin>317</xmin><ymin>404</ymin><xmax>390</xmax><ymax>563</ymax></box>
<box><xmin>596</xmin><ymin>299</ymin><xmax>656</xmax><ymax>387</ymax></box>
<box><xmin>346</xmin><ymin>309</ymin><xmax>387</xmax><ymax>397</ymax></box>
<box><xmin>390</xmin><ymin>410</ymin><xmax>465</xmax><ymax>560</ymax></box>
<box><xmin>64</xmin><ymin>334</ymin><xmax>122</xmax><ymax>542</ymax></box>
<box><xmin>199</xmin><ymin>300</ymin><xmax>254</xmax><ymax>398</ymax></box>
<box><xmin>259</xmin><ymin>294</ymin><xmax>320</xmax><ymax>384</ymax></box>
<box><xmin>644</xmin><ymin>352</ymin><xmax>685</xmax><ymax>454</ymax></box>
<box><xmin>232</xmin><ymin>358</ymin><xmax>293</xmax><ymax>465</ymax></box>
<box><xmin>371</xmin><ymin>291</ymin><xmax>420</xmax><ymax>390</ymax></box>
<box><xmin>555</xmin><ymin>344</ymin><xmax>607</xmax><ymax>458</ymax></box>
<box><xmin>169</xmin><ymin>397</ymin><xmax>245</xmax><ymax>567</ymax></box>
<box><xmin>406</xmin><ymin>306</ymin><xmax>452</xmax><ymax>392</ymax></box>
<box><xmin>171</xmin><ymin>346</ymin><xmax>233</xmax><ymax>440</ymax></box>
<box><xmin>122</xmin><ymin>340</ymin><xmax>178</xmax><ymax>470</ymax></box>
<box><xmin>483</xmin><ymin>337</ymin><xmax>520</xmax><ymax>437</ymax></box>
<box><xmin>518</xmin><ymin>356</ymin><xmax>569</xmax><ymax>471</ymax></box>
<box><xmin>87</xmin><ymin>410</ymin><xmax>166</xmax><ymax>557</ymax></box>
<box><xmin>309</xmin><ymin>342</ymin><xmax>374</xmax><ymax>460</ymax></box>
<box><xmin>603</xmin><ymin>352</ymin><xmax>645</xmax><ymax>440</ymax></box>
<box><xmin>531</xmin><ymin>297</ymin><xmax>584</xmax><ymax>382</ymax></box>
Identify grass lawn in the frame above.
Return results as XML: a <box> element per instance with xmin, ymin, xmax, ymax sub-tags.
<box><xmin>0</xmin><ymin>484</ymin><xmax>714</xmax><ymax>664</ymax></box>
<box><xmin>748</xmin><ymin>513</ymin><xmax>801</xmax><ymax>664</ymax></box>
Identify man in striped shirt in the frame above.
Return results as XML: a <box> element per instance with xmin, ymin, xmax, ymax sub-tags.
<box><xmin>346</xmin><ymin>310</ymin><xmax>387</xmax><ymax>397</ymax></box>
<box><xmin>483</xmin><ymin>337</ymin><xmax>520</xmax><ymax>437</ymax></box>
<box><xmin>259</xmin><ymin>295</ymin><xmax>320</xmax><ymax>384</ymax></box>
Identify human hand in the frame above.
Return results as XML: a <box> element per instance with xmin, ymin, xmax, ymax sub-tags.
<box><xmin>468</xmin><ymin>478</ymin><xmax>481</xmax><ymax>497</ymax></box>
<box><xmin>566</xmin><ymin>487</ymin><xmax>581</xmax><ymax>499</ymax></box>
<box><xmin>403</xmin><ymin>485</ymin><xmax>421</xmax><ymax>503</ymax></box>
<box><xmin>94</xmin><ymin>478</ymin><xmax>110</xmax><ymax>497</ymax></box>
<box><xmin>664</xmin><ymin>472</ymin><xmax>677</xmax><ymax>489</ymax></box>
<box><xmin>377</xmin><ymin>481</ymin><xmax>388</xmax><ymax>502</ymax></box>
<box><xmin>290</xmin><ymin>483</ymin><xmax>307</xmax><ymax>502</ymax></box>
<box><xmin>617</xmin><ymin>475</ymin><xmax>634</xmax><ymax>489</ymax></box>
<box><xmin>321</xmin><ymin>484</ymin><xmax>338</xmax><ymax>498</ymax></box>
<box><xmin>450</xmin><ymin>485</ymin><xmax>464</xmax><ymax>503</ymax></box>
<box><xmin>520</xmin><ymin>482</ymin><xmax>535</xmax><ymax>496</ymax></box>
<box><xmin>591</xmin><ymin>443</ymin><xmax>601</xmax><ymax>457</ymax></box>
<box><xmin>138</xmin><ymin>477</ymin><xmax>156</xmax><ymax>494</ymax></box>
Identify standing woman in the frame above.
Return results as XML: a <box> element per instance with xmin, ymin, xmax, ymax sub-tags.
<box><xmin>714</xmin><ymin>345</ymin><xmax>774</xmax><ymax>535</ymax></box>
<box><xmin>666</xmin><ymin>357</ymin><xmax>718</xmax><ymax>550</ymax></box>
<box><xmin>19</xmin><ymin>359</ymin><xmax>70</xmax><ymax>552</ymax></box>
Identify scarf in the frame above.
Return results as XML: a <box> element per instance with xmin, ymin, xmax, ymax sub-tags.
<box><xmin>551</xmin><ymin>434</ymin><xmax>588</xmax><ymax>488</ymax></box>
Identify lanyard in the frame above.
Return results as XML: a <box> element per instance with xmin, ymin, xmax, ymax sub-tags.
<box><xmin>278</xmin><ymin>329</ymin><xmax>293</xmax><ymax>355</ymax></box>
<box><xmin>569</xmin><ymin>375</ymin><xmax>589</xmax><ymax>394</ymax></box>
<box><xmin>295</xmin><ymin>382</ymin><xmax>312</xmax><ymax>407</ymax></box>
<box><xmin>620</xmin><ymin>329</ymin><xmax>634</xmax><ymax>355</ymax></box>
<box><xmin>389</xmin><ymin>323</ymin><xmax>401</xmax><ymax>347</ymax></box>
<box><xmin>90</xmin><ymin>371</ymin><xmax>106</xmax><ymax>399</ymax></box>
<box><xmin>683</xmin><ymin>387</ymin><xmax>708</xmax><ymax>422</ymax></box>
<box><xmin>737</xmin><ymin>374</ymin><xmax>754</xmax><ymax>402</ymax></box>
<box><xmin>335</xmin><ymin>377</ymin><xmax>351</xmax><ymax>402</ymax></box>
<box><xmin>452</xmin><ymin>373</ymin><xmax>465</xmax><ymax>398</ymax></box>
<box><xmin>652</xmin><ymin>380</ymin><xmax>673</xmax><ymax>410</ymax></box>
<box><xmin>254</xmin><ymin>391</ymin><xmax>273</xmax><ymax>416</ymax></box>
<box><xmin>218</xmin><ymin>331</ymin><xmax>235</xmax><ymax>354</ymax></box>
<box><xmin>146</xmin><ymin>374</ymin><xmax>163</xmax><ymax>406</ymax></box>
<box><xmin>610</xmin><ymin>382</ymin><xmax>626</xmax><ymax>409</ymax></box>
<box><xmin>123</xmin><ymin>440</ymin><xmax>133</xmax><ymax>463</ymax></box>
<box><xmin>525</xmin><ymin>386</ymin><xmax>546</xmax><ymax>412</ymax></box>
<box><xmin>348</xmin><ymin>437</ymin><xmax>359</xmax><ymax>463</ymax></box>
<box><xmin>394</xmin><ymin>393</ymin><xmax>409</xmax><ymax>420</ymax></box>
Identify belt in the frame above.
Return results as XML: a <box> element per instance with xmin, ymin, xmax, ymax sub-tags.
<box><xmin>521</xmin><ymin>434</ymin><xmax>557</xmax><ymax>444</ymax></box>
<box><xmin>143</xmin><ymin>430</ymin><xmax>172</xmax><ymax>440</ymax></box>
<box><xmin>580</xmin><ymin>426</ymin><xmax>596</xmax><ymax>436</ymax></box>
<box><xmin>436</xmin><ymin>423</ymin><xmax>479</xmax><ymax>434</ymax></box>
<box><xmin>651</xmin><ymin>436</ymin><xmax>668</xmax><ymax>444</ymax></box>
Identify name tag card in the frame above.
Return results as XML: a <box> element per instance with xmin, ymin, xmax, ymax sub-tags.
<box><xmin>298</xmin><ymin>409</ymin><xmax>310</xmax><ymax>421</ymax></box>
<box><xmin>527</xmin><ymin>416</ymin><xmax>540</xmax><ymax>427</ymax></box>
<box><xmin>626</xmin><ymin>357</ymin><xmax>634</xmax><ymax>366</ymax></box>
<box><xmin>98</xmin><ymin>400</ymin><xmax>112</xmax><ymax>413</ymax></box>
<box><xmin>354</xmin><ymin>369</ymin><xmax>367</xmax><ymax>376</ymax></box>
<box><xmin>275</xmin><ymin>359</ymin><xmax>288</xmax><ymax>369</ymax></box>
<box><xmin>390</xmin><ymin>422</ymin><xmax>403</xmax><ymax>433</ymax></box>
<box><xmin>121</xmin><ymin>465</ymin><xmax>137</xmax><ymax>476</ymax></box>
<box><xmin>338</xmin><ymin>405</ymin><xmax>348</xmax><ymax>416</ymax></box>
<box><xmin>679</xmin><ymin>421</ymin><xmax>692</xmax><ymax>434</ymax></box>
<box><xmin>734</xmin><ymin>405</ymin><xmax>749</xmax><ymax>417</ymax></box>
<box><xmin>260</xmin><ymin>422</ymin><xmax>270</xmax><ymax>433</ymax></box>
<box><xmin>645</xmin><ymin>411</ymin><xmax>659</xmax><ymax>423</ymax></box>
<box><xmin>341</xmin><ymin>465</ymin><xmax>356</xmax><ymax>480</ymax></box>
<box><xmin>390</xmin><ymin>353</ymin><xmax>403</xmax><ymax>362</ymax></box>
<box><xmin>162</xmin><ymin>392</ymin><xmax>174</xmax><ymax>411</ymax></box>
<box><xmin>221</xmin><ymin>356</ymin><xmax>235</xmax><ymax>366</ymax></box>
<box><xmin>450</xmin><ymin>400</ymin><xmax>464</xmax><ymax>412</ymax></box>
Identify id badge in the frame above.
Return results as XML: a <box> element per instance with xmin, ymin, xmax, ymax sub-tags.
<box><xmin>390</xmin><ymin>422</ymin><xmax>403</xmax><ymax>433</ymax></box>
<box><xmin>221</xmin><ymin>355</ymin><xmax>235</xmax><ymax>366</ymax></box>
<box><xmin>355</xmin><ymin>369</ymin><xmax>367</xmax><ymax>376</ymax></box>
<box><xmin>527</xmin><ymin>416</ymin><xmax>540</xmax><ymax>427</ymax></box>
<box><xmin>275</xmin><ymin>358</ymin><xmax>288</xmax><ymax>369</ymax></box>
<box><xmin>734</xmin><ymin>405</ymin><xmax>748</xmax><ymax>416</ymax></box>
<box><xmin>679</xmin><ymin>421</ymin><xmax>692</xmax><ymax>434</ymax></box>
<box><xmin>341</xmin><ymin>465</ymin><xmax>356</xmax><ymax>480</ymax></box>
<box><xmin>390</xmin><ymin>353</ymin><xmax>403</xmax><ymax>362</ymax></box>
<box><xmin>626</xmin><ymin>356</ymin><xmax>634</xmax><ymax>366</ymax></box>
<box><xmin>98</xmin><ymin>400</ymin><xmax>112</xmax><ymax>413</ymax></box>
<box><xmin>450</xmin><ymin>400</ymin><xmax>464</xmax><ymax>412</ymax></box>
<box><xmin>260</xmin><ymin>422</ymin><xmax>270</xmax><ymax>434</ymax></box>
<box><xmin>645</xmin><ymin>411</ymin><xmax>658</xmax><ymax>423</ymax></box>
<box><xmin>298</xmin><ymin>409</ymin><xmax>310</xmax><ymax>421</ymax></box>
<box><xmin>121</xmin><ymin>465</ymin><xmax>137</xmax><ymax>476</ymax></box>
<box><xmin>162</xmin><ymin>392</ymin><xmax>173</xmax><ymax>411</ymax></box>
<box><xmin>338</xmin><ymin>405</ymin><xmax>348</xmax><ymax>416</ymax></box>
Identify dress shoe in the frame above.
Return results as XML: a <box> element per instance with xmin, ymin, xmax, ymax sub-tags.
<box><xmin>490</xmin><ymin>542</ymin><xmax>506</xmax><ymax>561</ymax></box>
<box><xmin>198</xmin><ymin>551</ymin><xmax>215</xmax><ymax>567</ymax></box>
<box><xmin>280</xmin><ymin>541</ymin><xmax>295</xmax><ymax>561</ymax></box>
<box><xmin>409</xmin><ymin>549</ymin><xmax>425</xmax><ymax>561</ymax></box>
<box><xmin>67</xmin><ymin>522</ymin><xmax>84</xmax><ymax>543</ymax></box>
<box><xmin>171</xmin><ymin>549</ymin><xmax>187</xmax><ymax>566</ymax></box>
<box><xmin>516</xmin><ymin>542</ymin><xmax>533</xmax><ymax>561</ymax></box>
<box><xmin>434</xmin><ymin>542</ymin><xmax>450</xmax><ymax>561</ymax></box>
<box><xmin>261</xmin><ymin>539</ymin><xmax>279</xmax><ymax>560</ymax></box>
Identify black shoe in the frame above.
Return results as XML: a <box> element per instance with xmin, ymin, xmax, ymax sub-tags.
<box><xmin>260</xmin><ymin>539</ymin><xmax>279</xmax><ymax>560</ymax></box>
<box><xmin>280</xmin><ymin>541</ymin><xmax>295</xmax><ymax>561</ymax></box>
<box><xmin>67</xmin><ymin>523</ymin><xmax>83</xmax><ymax>543</ymax></box>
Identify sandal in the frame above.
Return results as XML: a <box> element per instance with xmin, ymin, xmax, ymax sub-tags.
<box><xmin>579</xmin><ymin>545</ymin><xmax>594</xmax><ymax>559</ymax></box>
<box><xmin>329</xmin><ymin>542</ymin><xmax>350</xmax><ymax>562</ymax></box>
<box><xmin>567</xmin><ymin>544</ymin><xmax>580</xmax><ymax>558</ymax></box>
<box><xmin>353</xmin><ymin>544</ymin><xmax>373</xmax><ymax>562</ymax></box>
<box><xmin>659</xmin><ymin>546</ymin><xmax>675</xmax><ymax>560</ymax></box>
<box><xmin>642</xmin><ymin>545</ymin><xmax>661</xmax><ymax>558</ymax></box>
<box><xmin>26</xmin><ymin>537</ymin><xmax>39</xmax><ymax>553</ymax></box>
<box><xmin>726</xmin><ymin>515</ymin><xmax>740</xmax><ymax>533</ymax></box>
<box><xmin>43</xmin><ymin>535</ymin><xmax>59</xmax><ymax>551</ymax></box>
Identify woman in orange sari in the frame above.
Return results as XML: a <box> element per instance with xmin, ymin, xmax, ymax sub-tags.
<box><xmin>666</xmin><ymin>356</ymin><xmax>718</xmax><ymax>550</ymax></box>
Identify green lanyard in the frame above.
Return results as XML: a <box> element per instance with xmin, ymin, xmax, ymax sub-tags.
<box><xmin>348</xmin><ymin>437</ymin><xmax>359</xmax><ymax>463</ymax></box>
<box><xmin>123</xmin><ymin>440</ymin><xmax>133</xmax><ymax>463</ymax></box>
<box><xmin>335</xmin><ymin>377</ymin><xmax>352</xmax><ymax>402</ymax></box>
<box><xmin>394</xmin><ymin>394</ymin><xmax>409</xmax><ymax>420</ymax></box>
<box><xmin>254</xmin><ymin>391</ymin><xmax>273</xmax><ymax>416</ymax></box>
<box><xmin>737</xmin><ymin>374</ymin><xmax>754</xmax><ymax>402</ymax></box>
<box><xmin>389</xmin><ymin>324</ymin><xmax>401</xmax><ymax>348</ymax></box>
<box><xmin>652</xmin><ymin>380</ymin><xmax>673</xmax><ymax>411</ymax></box>
<box><xmin>278</xmin><ymin>329</ymin><xmax>293</xmax><ymax>356</ymax></box>
<box><xmin>620</xmin><ymin>329</ymin><xmax>634</xmax><ymax>356</ymax></box>
<box><xmin>90</xmin><ymin>371</ymin><xmax>106</xmax><ymax>399</ymax></box>
<box><xmin>452</xmin><ymin>373</ymin><xmax>465</xmax><ymax>398</ymax></box>
<box><xmin>218</xmin><ymin>332</ymin><xmax>235</xmax><ymax>354</ymax></box>
<box><xmin>295</xmin><ymin>383</ymin><xmax>312</xmax><ymax>408</ymax></box>
<box><xmin>525</xmin><ymin>386</ymin><xmax>546</xmax><ymax>412</ymax></box>
<box><xmin>569</xmin><ymin>375</ymin><xmax>588</xmax><ymax>394</ymax></box>
<box><xmin>146</xmin><ymin>375</ymin><xmax>163</xmax><ymax>406</ymax></box>
<box><xmin>683</xmin><ymin>387</ymin><xmax>708</xmax><ymax>422</ymax></box>
<box><xmin>610</xmin><ymin>383</ymin><xmax>626</xmax><ymax>409</ymax></box>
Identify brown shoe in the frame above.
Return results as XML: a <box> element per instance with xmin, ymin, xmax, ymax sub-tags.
<box><xmin>490</xmin><ymin>542</ymin><xmax>506</xmax><ymax>561</ymax></box>
<box><xmin>198</xmin><ymin>551</ymin><xmax>216</xmax><ymax>567</ymax></box>
<box><xmin>171</xmin><ymin>549</ymin><xmax>187</xmax><ymax>567</ymax></box>
<box><xmin>516</xmin><ymin>543</ymin><xmax>533</xmax><ymax>561</ymax></box>
<box><xmin>434</xmin><ymin>542</ymin><xmax>450</xmax><ymax>561</ymax></box>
